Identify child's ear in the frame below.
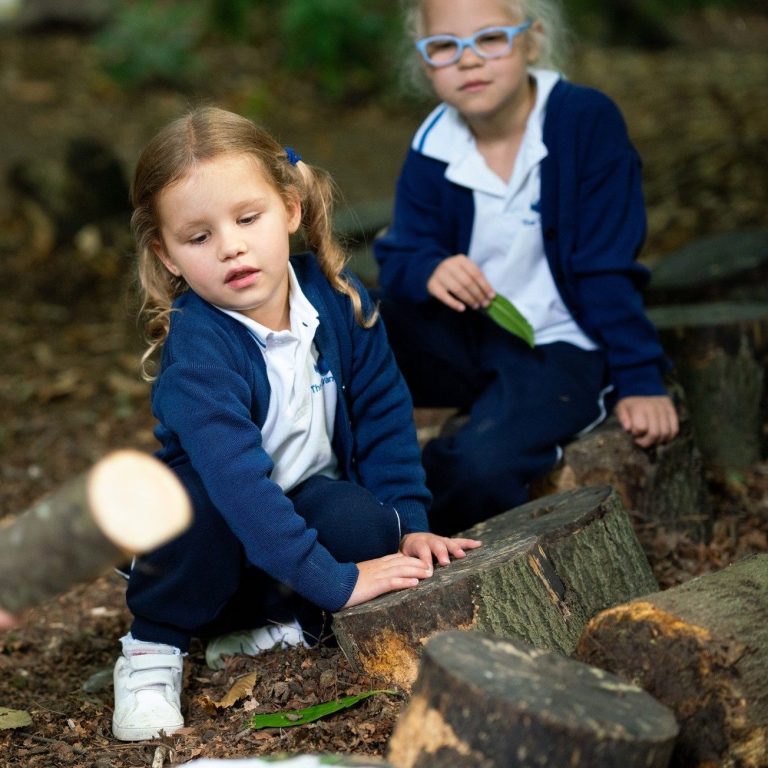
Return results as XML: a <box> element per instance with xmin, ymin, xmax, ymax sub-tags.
<box><xmin>152</xmin><ymin>239</ymin><xmax>181</xmax><ymax>277</ymax></box>
<box><xmin>526</xmin><ymin>20</ymin><xmax>544</xmax><ymax>64</ymax></box>
<box><xmin>286</xmin><ymin>197</ymin><xmax>302</xmax><ymax>235</ymax></box>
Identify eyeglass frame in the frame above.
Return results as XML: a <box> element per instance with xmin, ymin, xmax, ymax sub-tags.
<box><xmin>415</xmin><ymin>21</ymin><xmax>533</xmax><ymax>68</ymax></box>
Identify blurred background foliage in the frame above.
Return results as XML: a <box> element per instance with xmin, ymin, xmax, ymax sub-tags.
<box><xmin>91</xmin><ymin>0</ymin><xmax>764</xmax><ymax>100</ymax></box>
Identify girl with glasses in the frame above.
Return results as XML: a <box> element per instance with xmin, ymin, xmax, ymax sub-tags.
<box><xmin>111</xmin><ymin>106</ymin><xmax>480</xmax><ymax>741</ymax></box>
<box><xmin>374</xmin><ymin>0</ymin><xmax>679</xmax><ymax>536</ymax></box>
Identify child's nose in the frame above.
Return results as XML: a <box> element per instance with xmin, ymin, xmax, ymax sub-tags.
<box><xmin>458</xmin><ymin>44</ymin><xmax>483</xmax><ymax>67</ymax></box>
<box><xmin>220</xmin><ymin>230</ymin><xmax>246</xmax><ymax>259</ymax></box>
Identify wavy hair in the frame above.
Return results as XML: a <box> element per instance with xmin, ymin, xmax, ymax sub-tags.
<box><xmin>131</xmin><ymin>106</ymin><xmax>375</xmax><ymax>380</ymax></box>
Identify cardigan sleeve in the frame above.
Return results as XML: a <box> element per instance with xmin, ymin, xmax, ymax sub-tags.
<box><xmin>153</xmin><ymin>312</ymin><xmax>358</xmax><ymax>612</ymax></box>
<box><xmin>374</xmin><ymin>149</ymin><xmax>461</xmax><ymax>303</ymax></box>
<box><xmin>546</xmin><ymin>86</ymin><xmax>669</xmax><ymax>398</ymax></box>
<box><xmin>336</xmin><ymin>277</ymin><xmax>431</xmax><ymax>533</ymax></box>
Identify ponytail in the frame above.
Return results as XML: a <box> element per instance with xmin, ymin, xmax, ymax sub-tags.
<box><xmin>293</xmin><ymin>159</ymin><xmax>377</xmax><ymax>329</ymax></box>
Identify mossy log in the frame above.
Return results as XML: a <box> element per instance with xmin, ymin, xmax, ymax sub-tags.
<box><xmin>333</xmin><ymin>486</ymin><xmax>657</xmax><ymax>690</ymax></box>
<box><xmin>387</xmin><ymin>631</ymin><xmax>678</xmax><ymax>768</ymax></box>
<box><xmin>0</xmin><ymin>449</ymin><xmax>191</xmax><ymax>615</ymax></box>
<box><xmin>647</xmin><ymin>228</ymin><xmax>768</xmax><ymax>305</ymax></box>
<box><xmin>575</xmin><ymin>554</ymin><xmax>768</xmax><ymax>768</ymax></box>
<box><xmin>648</xmin><ymin>302</ymin><xmax>768</xmax><ymax>470</ymax></box>
<box><xmin>531</xmin><ymin>414</ymin><xmax>712</xmax><ymax>540</ymax></box>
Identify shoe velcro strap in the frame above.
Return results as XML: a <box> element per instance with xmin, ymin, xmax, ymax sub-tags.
<box><xmin>126</xmin><ymin>667</ymin><xmax>177</xmax><ymax>691</ymax></box>
<box><xmin>128</xmin><ymin>653</ymin><xmax>182</xmax><ymax>672</ymax></box>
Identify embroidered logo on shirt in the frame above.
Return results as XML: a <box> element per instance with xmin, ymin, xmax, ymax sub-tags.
<box><xmin>310</xmin><ymin>364</ymin><xmax>335</xmax><ymax>394</ymax></box>
<box><xmin>523</xmin><ymin>199</ymin><xmax>541</xmax><ymax>226</ymax></box>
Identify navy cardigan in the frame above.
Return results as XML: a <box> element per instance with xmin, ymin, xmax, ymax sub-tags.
<box><xmin>374</xmin><ymin>80</ymin><xmax>668</xmax><ymax>399</ymax></box>
<box><xmin>151</xmin><ymin>253</ymin><xmax>430</xmax><ymax>612</ymax></box>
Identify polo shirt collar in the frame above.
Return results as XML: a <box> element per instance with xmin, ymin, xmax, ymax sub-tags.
<box><xmin>215</xmin><ymin>262</ymin><xmax>319</xmax><ymax>347</ymax></box>
<box><xmin>414</xmin><ymin>68</ymin><xmax>561</xmax><ymax>196</ymax></box>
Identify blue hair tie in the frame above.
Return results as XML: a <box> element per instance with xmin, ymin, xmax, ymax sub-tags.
<box><xmin>284</xmin><ymin>146</ymin><xmax>302</xmax><ymax>165</ymax></box>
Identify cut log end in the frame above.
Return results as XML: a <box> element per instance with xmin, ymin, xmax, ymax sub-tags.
<box><xmin>388</xmin><ymin>631</ymin><xmax>678</xmax><ymax>768</ymax></box>
<box><xmin>87</xmin><ymin>449</ymin><xmax>191</xmax><ymax>554</ymax></box>
<box><xmin>575</xmin><ymin>555</ymin><xmax>768</xmax><ymax>767</ymax></box>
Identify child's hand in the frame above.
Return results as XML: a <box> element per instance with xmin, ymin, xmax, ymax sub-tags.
<box><xmin>615</xmin><ymin>395</ymin><xmax>679</xmax><ymax>448</ymax></box>
<box><xmin>343</xmin><ymin>553</ymin><xmax>434</xmax><ymax>608</ymax></box>
<box><xmin>400</xmin><ymin>532</ymin><xmax>482</xmax><ymax>569</ymax></box>
<box><xmin>427</xmin><ymin>255</ymin><xmax>495</xmax><ymax>312</ymax></box>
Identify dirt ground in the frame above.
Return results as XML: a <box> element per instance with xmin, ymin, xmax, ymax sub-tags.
<box><xmin>1</xmin><ymin>10</ymin><xmax>768</xmax><ymax>767</ymax></box>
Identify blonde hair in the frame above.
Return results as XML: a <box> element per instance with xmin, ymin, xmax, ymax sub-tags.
<box><xmin>132</xmin><ymin>106</ymin><xmax>375</xmax><ymax>380</ymax></box>
<box><xmin>401</xmin><ymin>0</ymin><xmax>569</xmax><ymax>89</ymax></box>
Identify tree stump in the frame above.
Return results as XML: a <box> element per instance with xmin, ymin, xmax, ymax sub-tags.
<box><xmin>575</xmin><ymin>554</ymin><xmax>768</xmax><ymax>768</ymax></box>
<box><xmin>0</xmin><ymin>449</ymin><xmax>191</xmax><ymax>614</ymax></box>
<box><xmin>531</xmin><ymin>414</ymin><xmax>712</xmax><ymax>540</ymax></box>
<box><xmin>333</xmin><ymin>486</ymin><xmax>657</xmax><ymax>690</ymax></box>
<box><xmin>648</xmin><ymin>302</ymin><xmax>768</xmax><ymax>470</ymax></box>
<box><xmin>387</xmin><ymin>631</ymin><xmax>678</xmax><ymax>768</ymax></box>
<box><xmin>646</xmin><ymin>228</ymin><xmax>768</xmax><ymax>305</ymax></box>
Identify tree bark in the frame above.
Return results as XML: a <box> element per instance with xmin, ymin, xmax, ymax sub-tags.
<box><xmin>648</xmin><ymin>302</ymin><xmax>768</xmax><ymax>470</ymax></box>
<box><xmin>333</xmin><ymin>486</ymin><xmax>657</xmax><ymax>690</ymax></box>
<box><xmin>531</xmin><ymin>414</ymin><xmax>712</xmax><ymax>540</ymax></box>
<box><xmin>575</xmin><ymin>554</ymin><xmax>768</xmax><ymax>768</ymax></box>
<box><xmin>388</xmin><ymin>631</ymin><xmax>678</xmax><ymax>768</ymax></box>
<box><xmin>0</xmin><ymin>449</ymin><xmax>191</xmax><ymax>614</ymax></box>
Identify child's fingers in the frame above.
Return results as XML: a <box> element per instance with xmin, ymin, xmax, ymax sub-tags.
<box><xmin>427</xmin><ymin>256</ymin><xmax>494</xmax><ymax>310</ymax></box>
<box><xmin>345</xmin><ymin>556</ymin><xmax>433</xmax><ymax>607</ymax></box>
<box><xmin>446</xmin><ymin>537</ymin><xmax>482</xmax><ymax>558</ymax></box>
<box><xmin>616</xmin><ymin>396</ymin><xmax>680</xmax><ymax>447</ymax></box>
<box><xmin>412</xmin><ymin>539</ymin><xmax>440</xmax><ymax>569</ymax></box>
<box><xmin>427</xmin><ymin>539</ymin><xmax>452</xmax><ymax>566</ymax></box>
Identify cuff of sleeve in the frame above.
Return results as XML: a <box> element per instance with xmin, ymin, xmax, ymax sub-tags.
<box><xmin>327</xmin><ymin>562</ymin><xmax>359</xmax><ymax>612</ymax></box>
<box><xmin>411</xmin><ymin>257</ymin><xmax>443</xmax><ymax>303</ymax></box>
<box><xmin>394</xmin><ymin>500</ymin><xmax>430</xmax><ymax>534</ymax></box>
<box><xmin>612</xmin><ymin>360</ymin><xmax>668</xmax><ymax>400</ymax></box>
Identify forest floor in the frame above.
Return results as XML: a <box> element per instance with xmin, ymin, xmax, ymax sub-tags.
<box><xmin>1</xmin><ymin>9</ymin><xmax>768</xmax><ymax>767</ymax></box>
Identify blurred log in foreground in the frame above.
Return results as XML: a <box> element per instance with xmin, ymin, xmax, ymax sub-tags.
<box><xmin>0</xmin><ymin>449</ymin><xmax>191</xmax><ymax>615</ymax></box>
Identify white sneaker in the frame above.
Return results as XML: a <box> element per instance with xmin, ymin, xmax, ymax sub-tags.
<box><xmin>205</xmin><ymin>619</ymin><xmax>307</xmax><ymax>670</ymax></box>
<box><xmin>112</xmin><ymin>640</ymin><xmax>184</xmax><ymax>741</ymax></box>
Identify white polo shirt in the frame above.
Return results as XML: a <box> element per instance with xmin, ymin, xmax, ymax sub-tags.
<box><xmin>217</xmin><ymin>264</ymin><xmax>339</xmax><ymax>492</ymax></box>
<box><xmin>413</xmin><ymin>68</ymin><xmax>597</xmax><ymax>350</ymax></box>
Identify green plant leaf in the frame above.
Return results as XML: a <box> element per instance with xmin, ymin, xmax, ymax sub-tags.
<box><xmin>249</xmin><ymin>689</ymin><xmax>397</xmax><ymax>730</ymax></box>
<box><xmin>0</xmin><ymin>707</ymin><xmax>32</xmax><ymax>730</ymax></box>
<box><xmin>485</xmin><ymin>294</ymin><xmax>535</xmax><ymax>347</ymax></box>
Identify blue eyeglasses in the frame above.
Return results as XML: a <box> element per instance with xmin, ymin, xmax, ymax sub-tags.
<box><xmin>416</xmin><ymin>22</ymin><xmax>532</xmax><ymax>68</ymax></box>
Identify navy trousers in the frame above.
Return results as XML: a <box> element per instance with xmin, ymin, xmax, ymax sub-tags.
<box><xmin>378</xmin><ymin>295</ymin><xmax>609</xmax><ymax>535</ymax></box>
<box><xmin>127</xmin><ymin>475</ymin><xmax>401</xmax><ymax>650</ymax></box>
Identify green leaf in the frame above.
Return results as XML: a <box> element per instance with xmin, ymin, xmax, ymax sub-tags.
<box><xmin>485</xmin><ymin>294</ymin><xmax>535</xmax><ymax>347</ymax></box>
<box><xmin>0</xmin><ymin>707</ymin><xmax>32</xmax><ymax>730</ymax></box>
<box><xmin>249</xmin><ymin>689</ymin><xmax>397</xmax><ymax>730</ymax></box>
